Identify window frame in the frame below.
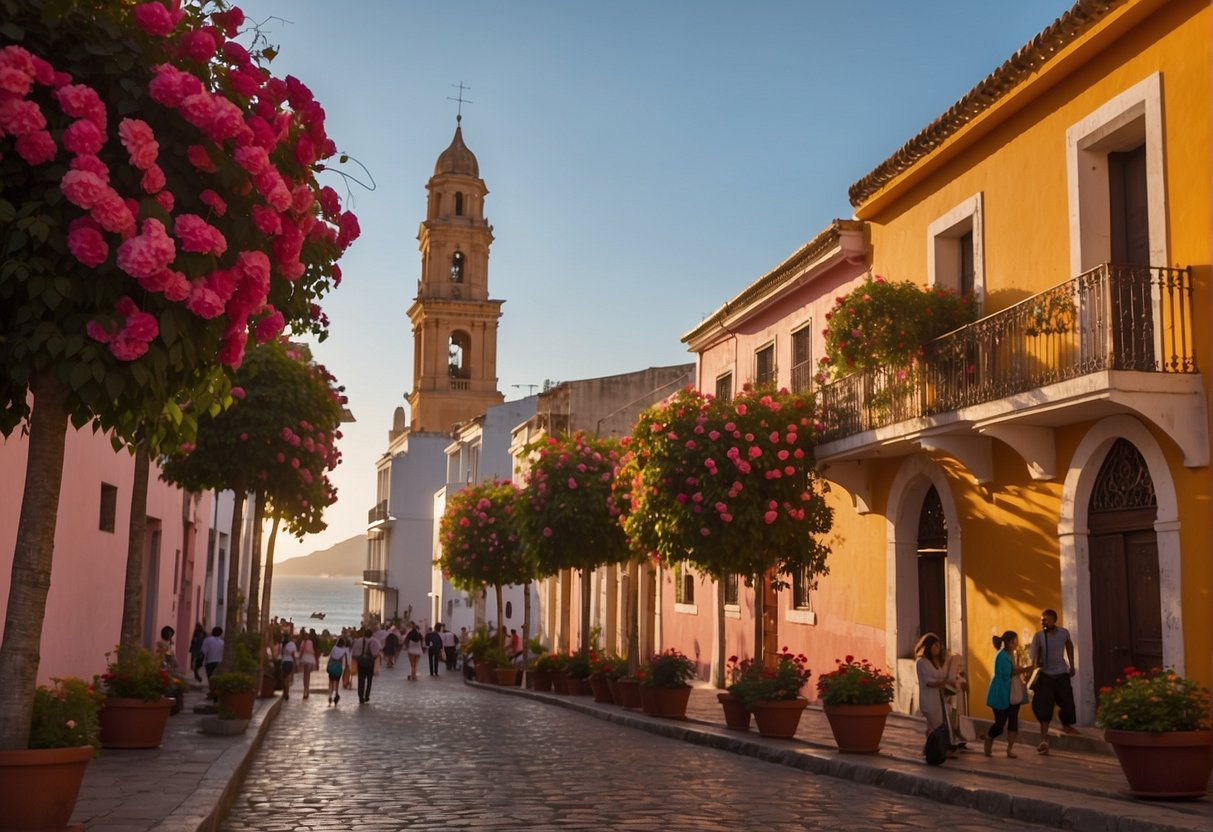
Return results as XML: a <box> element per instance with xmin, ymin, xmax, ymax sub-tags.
<box><xmin>754</xmin><ymin>341</ymin><xmax>776</xmax><ymax>387</ymax></box>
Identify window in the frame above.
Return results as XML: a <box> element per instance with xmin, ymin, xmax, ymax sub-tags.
<box><xmin>454</xmin><ymin>192</ymin><xmax>464</xmax><ymax>216</ymax></box>
<box><xmin>673</xmin><ymin>561</ymin><xmax>695</xmax><ymax>605</ymax></box>
<box><xmin>754</xmin><ymin>343</ymin><xmax>775</xmax><ymax>386</ymax></box>
<box><xmin>505</xmin><ymin>601</ymin><xmax>513</xmax><ymax>619</ymax></box>
<box><xmin>450</xmin><ymin>251</ymin><xmax>464</xmax><ymax>282</ymax></box>
<box><xmin>790</xmin><ymin>325</ymin><xmax>813</xmax><ymax>393</ymax></box>
<box><xmin>791</xmin><ymin>566</ymin><xmax>813</xmax><ymax>610</ymax></box>
<box><xmin>448</xmin><ymin>330</ymin><xmax>471</xmax><ymax>379</ymax></box>
<box><xmin>715</xmin><ymin>372</ymin><xmax>733</xmax><ymax>401</ymax></box>
<box><xmin>928</xmin><ymin>193</ymin><xmax>984</xmax><ymax>308</ymax></box>
<box><xmin>723</xmin><ymin>573</ymin><xmax>739</xmax><ymax>606</ymax></box>
<box><xmin>99</xmin><ymin>483</ymin><xmax>118</xmax><ymax>532</ymax></box>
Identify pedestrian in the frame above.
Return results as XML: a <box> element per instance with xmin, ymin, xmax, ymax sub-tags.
<box><xmin>384</xmin><ymin>626</ymin><xmax>400</xmax><ymax>669</ymax></box>
<box><xmin>325</xmin><ymin>637</ymin><xmax>350</xmax><ymax>706</ymax></box>
<box><xmin>985</xmin><ymin>630</ymin><xmax>1030</xmax><ymax>757</ymax></box>
<box><xmin>156</xmin><ymin>625</ymin><xmax>186</xmax><ymax>712</ymax></box>
<box><xmin>297</xmin><ymin>629</ymin><xmax>318</xmax><ymax>699</ymax></box>
<box><xmin>351</xmin><ymin>627</ymin><xmax>380</xmax><ymax>703</ymax></box>
<box><xmin>507</xmin><ymin>628</ymin><xmax>522</xmax><ymax>664</ymax></box>
<box><xmin>458</xmin><ymin>627</ymin><xmax>469</xmax><ymax>668</ymax></box>
<box><xmin>914</xmin><ymin>632</ymin><xmax>956</xmax><ymax>755</ymax></box>
<box><xmin>1029</xmin><ymin>608</ymin><xmax>1079</xmax><ymax>754</ymax></box>
<box><xmin>425</xmin><ymin>625</ymin><xmax>444</xmax><ymax>676</ymax></box>
<box><xmin>201</xmin><ymin>625</ymin><xmax>224</xmax><ymax>682</ymax></box>
<box><xmin>278</xmin><ymin>633</ymin><xmax>298</xmax><ymax>701</ymax></box>
<box><xmin>404</xmin><ymin>622</ymin><xmax>423</xmax><ymax>680</ymax></box>
<box><xmin>441</xmin><ymin>624</ymin><xmax>457</xmax><ymax>671</ymax></box>
<box><xmin>188</xmin><ymin>623</ymin><xmax>206</xmax><ymax>682</ymax></box>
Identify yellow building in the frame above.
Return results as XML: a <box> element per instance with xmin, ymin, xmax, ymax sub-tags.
<box><xmin>818</xmin><ymin>0</ymin><xmax>1209</xmax><ymax>722</ymax></box>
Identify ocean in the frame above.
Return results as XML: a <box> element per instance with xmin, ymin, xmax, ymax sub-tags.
<box><xmin>269</xmin><ymin>574</ymin><xmax>364</xmax><ymax>632</ymax></box>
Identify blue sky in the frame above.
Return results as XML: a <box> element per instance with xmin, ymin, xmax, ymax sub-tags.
<box><xmin>246</xmin><ymin>0</ymin><xmax>1070</xmax><ymax>559</ymax></box>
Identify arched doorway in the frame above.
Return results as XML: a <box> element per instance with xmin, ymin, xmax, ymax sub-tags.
<box><xmin>917</xmin><ymin>486</ymin><xmax>948</xmax><ymax>648</ymax></box>
<box><xmin>1087</xmin><ymin>438</ymin><xmax>1161</xmax><ymax>694</ymax></box>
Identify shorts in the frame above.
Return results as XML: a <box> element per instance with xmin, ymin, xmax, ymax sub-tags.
<box><xmin>1030</xmin><ymin>672</ymin><xmax>1076</xmax><ymax>726</ymax></box>
<box><xmin>281</xmin><ymin>661</ymin><xmax>294</xmax><ymax>675</ymax></box>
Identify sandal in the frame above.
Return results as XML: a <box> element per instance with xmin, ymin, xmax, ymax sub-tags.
<box><xmin>1036</xmin><ymin>741</ymin><xmax>1049</xmax><ymax>755</ymax></box>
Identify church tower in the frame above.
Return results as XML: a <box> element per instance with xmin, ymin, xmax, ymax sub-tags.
<box><xmin>406</xmin><ymin>119</ymin><xmax>505</xmax><ymax>432</ymax></box>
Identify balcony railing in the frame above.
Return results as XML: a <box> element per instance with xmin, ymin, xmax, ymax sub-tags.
<box><xmin>363</xmin><ymin>570</ymin><xmax>386</xmax><ymax>585</ymax></box>
<box><xmin>818</xmin><ymin>265</ymin><xmax>1196</xmax><ymax>442</ymax></box>
<box><xmin>367</xmin><ymin>500</ymin><xmax>389</xmax><ymax>524</ymax></box>
<box><xmin>449</xmin><ymin>378</ymin><xmax>470</xmax><ymax>391</ymax></box>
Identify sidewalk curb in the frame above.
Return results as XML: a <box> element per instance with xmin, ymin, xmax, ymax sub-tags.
<box><xmin>152</xmin><ymin>694</ymin><xmax>283</xmax><ymax>832</ymax></box>
<box><xmin>469</xmin><ymin>680</ymin><xmax>1208</xmax><ymax>832</ymax></box>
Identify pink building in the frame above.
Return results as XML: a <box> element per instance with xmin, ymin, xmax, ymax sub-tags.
<box><xmin>671</xmin><ymin>220</ymin><xmax>878</xmax><ymax>690</ymax></box>
<box><xmin>1</xmin><ymin>423</ymin><xmax>216</xmax><ymax>681</ymax></box>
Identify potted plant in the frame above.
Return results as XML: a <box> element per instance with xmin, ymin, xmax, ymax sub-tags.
<box><xmin>1096</xmin><ymin>667</ymin><xmax>1211</xmax><ymax>799</ymax></box>
<box><xmin>210</xmin><ymin>672</ymin><xmax>257</xmax><ymax>721</ymax></box>
<box><xmin>815</xmin><ymin>655</ymin><xmax>895</xmax><ymax>753</ymax></box>
<box><xmin>531</xmin><ymin>652</ymin><xmax>563</xmax><ymax>693</ymax></box>
<box><xmin>588</xmin><ymin>653</ymin><xmax>621</xmax><ymax>703</ymax></box>
<box><xmin>483</xmin><ymin>646</ymin><xmax>517</xmax><ymax>687</ymax></box>
<box><xmin>731</xmin><ymin>649</ymin><xmax>812</xmax><ymax>738</ymax></box>
<box><xmin>719</xmin><ymin>655</ymin><xmax>754</xmax><ymax>731</ymax></box>
<box><xmin>640</xmin><ymin>649</ymin><xmax>697</xmax><ymax>719</ymax></box>
<box><xmin>616</xmin><ymin>668</ymin><xmax>644</xmax><ymax>710</ymax></box>
<box><xmin>97</xmin><ymin>648</ymin><xmax>177</xmax><ymax>749</ymax></box>
<box><xmin>0</xmin><ymin>677</ymin><xmax>103</xmax><ymax>832</ymax></box>
<box><xmin>547</xmin><ymin>653</ymin><xmax>572</xmax><ymax>694</ymax></box>
<box><xmin>564</xmin><ymin>650</ymin><xmax>592</xmax><ymax>696</ymax></box>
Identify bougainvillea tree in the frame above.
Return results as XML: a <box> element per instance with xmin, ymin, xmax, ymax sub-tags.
<box><xmin>619</xmin><ymin>385</ymin><xmax>833</xmax><ymax>662</ymax></box>
<box><xmin>0</xmin><ymin>1</ymin><xmax>355</xmax><ymax>748</ymax></box>
<box><xmin>437</xmin><ymin>480</ymin><xmax>532</xmax><ymax>650</ymax></box>
<box><xmin>513</xmin><ymin>432</ymin><xmax>629</xmax><ymax>653</ymax></box>
<box><xmin>161</xmin><ymin>340</ymin><xmax>344</xmax><ymax>669</ymax></box>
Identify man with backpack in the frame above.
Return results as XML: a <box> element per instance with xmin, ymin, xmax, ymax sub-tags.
<box><xmin>350</xmin><ymin>627</ymin><xmax>381</xmax><ymax>704</ymax></box>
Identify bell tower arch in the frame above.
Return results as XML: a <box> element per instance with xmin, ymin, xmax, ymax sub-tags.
<box><xmin>406</xmin><ymin>117</ymin><xmax>504</xmax><ymax>432</ymax></box>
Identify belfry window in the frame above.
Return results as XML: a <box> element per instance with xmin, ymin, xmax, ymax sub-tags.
<box><xmin>454</xmin><ymin>192</ymin><xmax>464</xmax><ymax>216</ymax></box>
<box><xmin>449</xmin><ymin>330</ymin><xmax>471</xmax><ymax>379</ymax></box>
<box><xmin>450</xmin><ymin>251</ymin><xmax>464</xmax><ymax>283</ymax></box>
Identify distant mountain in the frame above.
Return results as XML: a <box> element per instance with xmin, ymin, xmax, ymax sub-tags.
<box><xmin>275</xmin><ymin>534</ymin><xmax>363</xmax><ymax>576</ymax></box>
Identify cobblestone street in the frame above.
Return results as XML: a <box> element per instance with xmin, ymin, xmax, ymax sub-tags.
<box><xmin>223</xmin><ymin>666</ymin><xmax>1046</xmax><ymax>831</ymax></box>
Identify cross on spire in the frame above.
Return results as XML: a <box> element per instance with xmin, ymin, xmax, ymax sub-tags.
<box><xmin>448</xmin><ymin>81</ymin><xmax>472</xmax><ymax>123</ymax></box>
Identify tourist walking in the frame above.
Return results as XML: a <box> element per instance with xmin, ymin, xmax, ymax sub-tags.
<box><xmin>188</xmin><ymin>623</ymin><xmax>206</xmax><ymax>682</ymax></box>
<box><xmin>297</xmin><ymin>629</ymin><xmax>318</xmax><ymax>698</ymax></box>
<box><xmin>351</xmin><ymin>627</ymin><xmax>381</xmax><ymax>703</ymax></box>
<box><xmin>384</xmin><ymin>626</ymin><xmax>401</xmax><ymax>669</ymax></box>
<box><xmin>985</xmin><ymin>630</ymin><xmax>1029</xmax><ymax>757</ymax></box>
<box><xmin>425</xmin><ymin>626</ymin><xmax>443</xmax><ymax>676</ymax></box>
<box><xmin>404</xmin><ymin>623</ymin><xmax>423</xmax><ymax>680</ymax></box>
<box><xmin>325</xmin><ymin>637</ymin><xmax>350</xmax><ymax>706</ymax></box>
<box><xmin>914</xmin><ymin>633</ymin><xmax>955</xmax><ymax>756</ymax></box>
<box><xmin>278</xmin><ymin>633</ymin><xmax>298</xmax><ymax>701</ymax></box>
<box><xmin>441</xmin><ymin>625</ymin><xmax>457</xmax><ymax>670</ymax></box>
<box><xmin>201</xmin><ymin>626</ymin><xmax>224</xmax><ymax>681</ymax></box>
<box><xmin>1029</xmin><ymin>608</ymin><xmax>1079</xmax><ymax>754</ymax></box>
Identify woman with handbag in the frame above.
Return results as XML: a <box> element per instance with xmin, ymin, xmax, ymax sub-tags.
<box><xmin>915</xmin><ymin>633</ymin><xmax>957</xmax><ymax>756</ymax></box>
<box><xmin>984</xmin><ymin>630</ymin><xmax>1030</xmax><ymax>757</ymax></box>
<box><xmin>325</xmin><ymin>637</ymin><xmax>351</xmax><ymax>706</ymax></box>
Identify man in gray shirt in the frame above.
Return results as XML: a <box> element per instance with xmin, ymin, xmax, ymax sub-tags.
<box><xmin>1028</xmin><ymin>608</ymin><xmax>1079</xmax><ymax>754</ymax></box>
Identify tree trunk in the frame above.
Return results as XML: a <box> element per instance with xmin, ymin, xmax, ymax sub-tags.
<box><xmin>579</xmin><ymin>566</ymin><xmax>592</xmax><ymax>653</ymax></box>
<box><xmin>0</xmin><ymin>371</ymin><xmax>70</xmax><ymax>750</ymax></box>
<box><xmin>522</xmin><ymin>581</ymin><xmax>532</xmax><ymax>666</ymax></box>
<box><xmin>713</xmin><ymin>578</ymin><xmax>726</xmax><ymax>688</ymax></box>
<box><xmin>245</xmin><ymin>490</ymin><xmax>265</xmax><ymax>632</ymax></box>
<box><xmin>118</xmin><ymin>438</ymin><xmax>150</xmax><ymax>657</ymax></box>
<box><xmin>256</xmin><ymin>514</ymin><xmax>281</xmax><ymax>691</ymax></box>
<box><xmin>752</xmin><ymin>571</ymin><xmax>764</xmax><ymax>667</ymax></box>
<box><xmin>219</xmin><ymin>490</ymin><xmax>244</xmax><ymax>672</ymax></box>
<box><xmin>494</xmin><ymin>584</ymin><xmax>505</xmax><ymax>650</ymax></box>
<box><xmin>626</xmin><ymin>561</ymin><xmax>640</xmax><ymax>675</ymax></box>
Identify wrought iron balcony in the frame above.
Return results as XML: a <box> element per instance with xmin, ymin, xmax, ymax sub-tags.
<box><xmin>362</xmin><ymin>570</ymin><xmax>387</xmax><ymax>586</ymax></box>
<box><xmin>818</xmin><ymin>264</ymin><xmax>1196</xmax><ymax>442</ymax></box>
<box><xmin>367</xmin><ymin>500</ymin><xmax>390</xmax><ymax>525</ymax></box>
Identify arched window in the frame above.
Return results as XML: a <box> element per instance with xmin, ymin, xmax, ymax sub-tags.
<box><xmin>450</xmin><ymin>251</ymin><xmax>464</xmax><ymax>283</ymax></box>
<box><xmin>454</xmin><ymin>192</ymin><xmax>464</xmax><ymax>216</ymax></box>
<box><xmin>448</xmin><ymin>330</ymin><xmax>471</xmax><ymax>379</ymax></box>
<box><xmin>916</xmin><ymin>485</ymin><xmax>947</xmax><ymax>646</ymax></box>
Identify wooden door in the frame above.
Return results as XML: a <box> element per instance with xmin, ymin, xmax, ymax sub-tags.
<box><xmin>1108</xmin><ymin>145</ymin><xmax>1154</xmax><ymax>369</ymax></box>
<box><xmin>917</xmin><ymin>554</ymin><xmax>947</xmax><ymax>646</ymax></box>
<box><xmin>1090</xmin><ymin>526</ymin><xmax>1162</xmax><ymax>692</ymax></box>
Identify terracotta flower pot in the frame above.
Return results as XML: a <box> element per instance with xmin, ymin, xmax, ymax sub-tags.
<box><xmin>1104</xmin><ymin>729</ymin><xmax>1212</xmax><ymax>799</ymax></box>
<box><xmin>588</xmin><ymin>675</ymin><xmax>613</xmax><ymax>703</ymax></box>
<box><xmin>0</xmin><ymin>745</ymin><xmax>92</xmax><ymax>831</ymax></box>
<box><xmin>606</xmin><ymin>676</ymin><xmax>622</xmax><ymax>705</ymax></box>
<box><xmin>717</xmin><ymin>691</ymin><xmax>752</xmax><ymax>731</ymax></box>
<box><xmin>551</xmin><ymin>668</ymin><xmax>569</xmax><ymax>694</ymax></box>
<box><xmin>219</xmin><ymin>690</ymin><xmax>255</xmax><ymax>721</ymax></box>
<box><xmin>822</xmin><ymin>702</ymin><xmax>891</xmax><ymax>753</ymax></box>
<box><xmin>531</xmin><ymin>669</ymin><xmax>553</xmax><ymax>692</ymax></box>
<box><xmin>99</xmin><ymin>697</ymin><xmax>174</xmax><ymax>749</ymax></box>
<box><xmin>751</xmin><ymin>698</ymin><xmax>808</xmax><ymax>738</ymax></box>
<box><xmin>494</xmin><ymin>667</ymin><xmax>517</xmax><ymax>686</ymax></box>
<box><xmin>566</xmin><ymin>676</ymin><xmax>590</xmax><ymax>695</ymax></box>
<box><xmin>474</xmin><ymin>661</ymin><xmax>494</xmax><ymax>684</ymax></box>
<box><xmin>615</xmin><ymin>678</ymin><xmax>642</xmax><ymax>709</ymax></box>
<box><xmin>640</xmin><ymin>685</ymin><xmax>691</xmax><ymax>718</ymax></box>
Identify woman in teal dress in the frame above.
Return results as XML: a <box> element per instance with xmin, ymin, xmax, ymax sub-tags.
<box><xmin>984</xmin><ymin>630</ymin><xmax>1029</xmax><ymax>757</ymax></box>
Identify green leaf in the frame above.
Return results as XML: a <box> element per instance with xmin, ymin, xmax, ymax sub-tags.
<box><xmin>0</xmin><ymin>22</ymin><xmax>22</xmax><ymax>40</ymax></box>
<box><xmin>68</xmin><ymin>362</ymin><xmax>91</xmax><ymax>392</ymax></box>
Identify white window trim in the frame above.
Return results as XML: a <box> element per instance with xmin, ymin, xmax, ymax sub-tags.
<box><xmin>723</xmin><ymin>604</ymin><xmax>741</xmax><ymax>620</ymax></box>
<box><xmin>927</xmin><ymin>192</ymin><xmax>985</xmax><ymax>308</ymax></box>
<box><xmin>1066</xmin><ymin>73</ymin><xmax>1167</xmax><ymax>276</ymax></box>
<box><xmin>786</xmin><ymin>608</ymin><xmax>816</xmax><ymax>626</ymax></box>
<box><xmin>674</xmin><ymin>603</ymin><xmax>699</xmax><ymax>616</ymax></box>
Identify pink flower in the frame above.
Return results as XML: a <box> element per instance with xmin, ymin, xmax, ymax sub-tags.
<box><xmin>67</xmin><ymin>220</ymin><xmax>108</xmax><ymax>267</ymax></box>
<box><xmin>211</xmin><ymin>7</ymin><xmax>245</xmax><ymax>38</ymax></box>
<box><xmin>132</xmin><ymin>2</ymin><xmax>181</xmax><ymax>37</ymax></box>
<box><xmin>15</xmin><ymin>130</ymin><xmax>56</xmax><ymax>164</ymax></box>
<box><xmin>228</xmin><ymin>64</ymin><xmax>263</xmax><ymax>98</ymax></box>
<box><xmin>116</xmin><ymin>219</ymin><xmax>175</xmax><ymax>280</ymax></box>
<box><xmin>199</xmin><ymin>189</ymin><xmax>227</xmax><ymax>216</ymax></box>
<box><xmin>0</xmin><ymin>98</ymin><xmax>46</xmax><ymax>135</ymax></box>
<box><xmin>178</xmin><ymin>29</ymin><xmax>218</xmax><ymax>63</ymax></box>
<box><xmin>109</xmin><ymin>333</ymin><xmax>149</xmax><ymax>361</ymax></box>
<box><xmin>53</xmin><ymin>84</ymin><xmax>106</xmax><ymax>127</ymax></box>
<box><xmin>0</xmin><ymin>50</ymin><xmax>33</xmax><ymax>96</ymax></box>
<box><xmin>206</xmin><ymin>95</ymin><xmax>244</xmax><ymax>142</ymax></box>
<box><xmin>69</xmin><ymin>154</ymin><xmax>109</xmax><ymax>182</ymax></box>
<box><xmin>90</xmin><ymin>189</ymin><xmax>136</xmax><ymax>234</ymax></box>
<box><xmin>163</xmin><ymin>271</ymin><xmax>191</xmax><ymax>301</ymax></box>
<box><xmin>254</xmin><ymin>308</ymin><xmax>284</xmax><ymax>343</ymax></box>
<box><xmin>735</xmin><ymin>404</ymin><xmax>747</xmax><ymax>416</ymax></box>
<box><xmin>186</xmin><ymin>143</ymin><xmax>217</xmax><ymax>172</ymax></box>
<box><xmin>317</xmin><ymin>186</ymin><xmax>340</xmax><ymax>218</ymax></box>
<box><xmin>179</xmin><ymin>92</ymin><xmax>217</xmax><ymax>129</ymax></box>
<box><xmin>174</xmin><ymin>214</ymin><xmax>227</xmax><ymax>256</ymax></box>
<box><xmin>141</xmin><ymin>163</ymin><xmax>166</xmax><ymax>193</ymax></box>
<box><xmin>747</xmin><ymin>446</ymin><xmax>762</xmax><ymax>459</ymax></box>
<box><xmin>720</xmin><ymin>513</ymin><xmax>733</xmax><ymax>523</ymax></box>
<box><xmin>542</xmin><ymin>527</ymin><xmax>553</xmax><ymax>538</ymax></box>
<box><xmin>154</xmin><ymin>190</ymin><xmax>175</xmax><ymax>213</ymax></box>
<box><xmin>763</xmin><ymin>510</ymin><xmax>778</xmax><ymax>524</ymax></box>
<box><xmin>123</xmin><ymin>311</ymin><xmax>159</xmax><ymax>342</ymax></box>
<box><xmin>118</xmin><ymin>118</ymin><xmax>158</xmax><ymax>169</ymax></box>
<box><xmin>149</xmin><ymin>66</ymin><xmax>204</xmax><ymax>108</ymax></box>
<box><xmin>85</xmin><ymin>319</ymin><xmax>117</xmax><ymax>343</ymax></box>
<box><xmin>221</xmin><ymin>41</ymin><xmax>251</xmax><ymax>66</ymax></box>
<box><xmin>230</xmin><ymin>387</ymin><xmax>246</xmax><ymax>400</ymax></box>
<box><xmin>251</xmin><ymin>205</ymin><xmax>282</xmax><ymax>235</ymax></box>
<box><xmin>184</xmin><ymin>284</ymin><xmax>225</xmax><ymax>319</ymax></box>
<box><xmin>337</xmin><ymin>211</ymin><xmax>361</xmax><ymax>248</ymax></box>
<box><xmin>234</xmin><ymin>143</ymin><xmax>269</xmax><ymax>175</ymax></box>
<box><xmin>217</xmin><ymin>328</ymin><xmax>247</xmax><ymax>368</ymax></box>
<box><xmin>290</xmin><ymin>185</ymin><xmax>314</xmax><ymax>214</ymax></box>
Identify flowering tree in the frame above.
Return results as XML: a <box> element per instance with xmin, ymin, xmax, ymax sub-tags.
<box><xmin>620</xmin><ymin>385</ymin><xmax>833</xmax><ymax>662</ymax></box>
<box><xmin>161</xmin><ymin>340</ymin><xmax>344</xmax><ymax>667</ymax></box>
<box><xmin>437</xmin><ymin>480</ymin><xmax>532</xmax><ymax>649</ymax></box>
<box><xmin>0</xmin><ymin>1</ymin><xmax>355</xmax><ymax>748</ymax></box>
<box><xmin>514</xmin><ymin>432</ymin><xmax>629</xmax><ymax>653</ymax></box>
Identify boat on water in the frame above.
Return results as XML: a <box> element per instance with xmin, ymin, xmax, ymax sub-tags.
<box><xmin>310</xmin><ymin>611</ymin><xmax>326</xmax><ymax>620</ymax></box>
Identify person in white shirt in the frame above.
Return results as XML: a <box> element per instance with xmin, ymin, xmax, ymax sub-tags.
<box><xmin>325</xmin><ymin>637</ymin><xmax>350</xmax><ymax>706</ymax></box>
<box><xmin>201</xmin><ymin>626</ymin><xmax>224</xmax><ymax>679</ymax></box>
<box><xmin>277</xmin><ymin>633</ymin><xmax>299</xmax><ymax>701</ymax></box>
<box><xmin>297</xmin><ymin>629</ymin><xmax>319</xmax><ymax>698</ymax></box>
<box><xmin>440</xmin><ymin>626</ymin><xmax>457</xmax><ymax>670</ymax></box>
